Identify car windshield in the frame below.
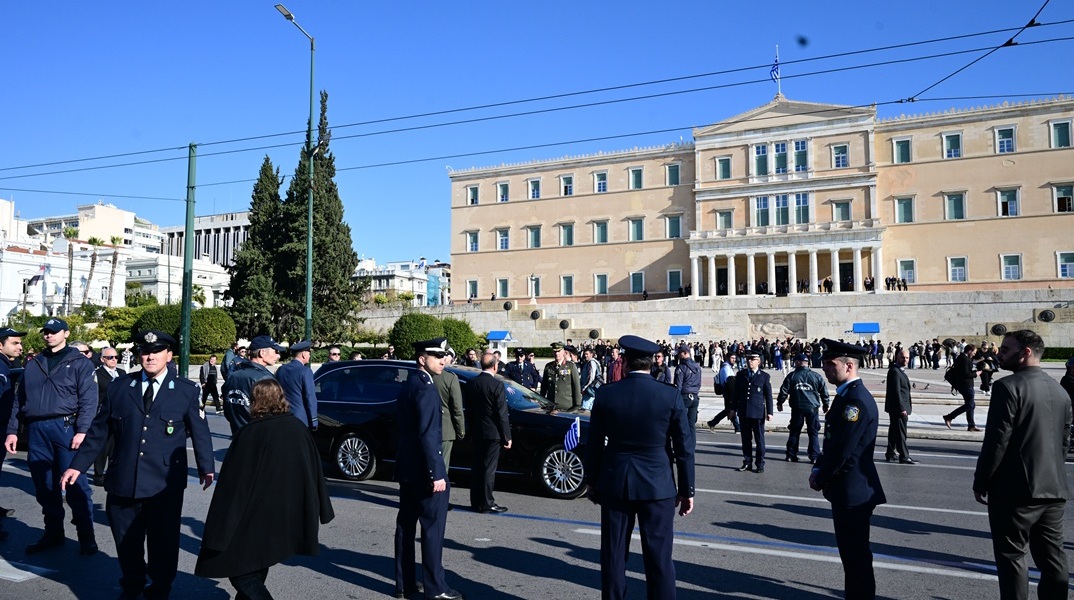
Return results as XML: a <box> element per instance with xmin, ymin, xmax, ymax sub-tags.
<box><xmin>448</xmin><ymin>365</ymin><xmax>551</xmax><ymax>411</ymax></box>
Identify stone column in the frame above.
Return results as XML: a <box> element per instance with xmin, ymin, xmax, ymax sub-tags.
<box><xmin>873</xmin><ymin>245</ymin><xmax>884</xmax><ymax>293</ymax></box>
<box><xmin>830</xmin><ymin>249</ymin><xmax>841</xmax><ymax>293</ymax></box>
<box><xmin>727</xmin><ymin>254</ymin><xmax>737</xmax><ymax>297</ymax></box>
<box><xmin>788</xmin><ymin>251</ymin><xmax>798</xmax><ymax>295</ymax></box>
<box><xmin>808</xmin><ymin>249</ymin><xmax>818</xmax><ymax>294</ymax></box>
<box><xmin>707</xmin><ymin>255</ymin><xmax>717</xmax><ymax>297</ymax></box>
<box><xmin>746</xmin><ymin>253</ymin><xmax>756</xmax><ymax>296</ymax></box>
<box><xmin>691</xmin><ymin>256</ymin><xmax>700</xmax><ymax>297</ymax></box>
<box><xmin>852</xmin><ymin>247</ymin><xmax>863</xmax><ymax>293</ymax></box>
<box><xmin>766</xmin><ymin>251</ymin><xmax>776</xmax><ymax>295</ymax></box>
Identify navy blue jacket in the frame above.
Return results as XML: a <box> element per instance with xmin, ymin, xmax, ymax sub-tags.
<box><xmin>71</xmin><ymin>371</ymin><xmax>215</xmax><ymax>498</ymax></box>
<box><xmin>732</xmin><ymin>369</ymin><xmax>773</xmax><ymax>419</ymax></box>
<box><xmin>673</xmin><ymin>358</ymin><xmax>702</xmax><ymax>395</ymax></box>
<box><xmin>221</xmin><ymin>359</ymin><xmax>275</xmax><ymax>433</ymax></box>
<box><xmin>276</xmin><ymin>359</ymin><xmax>318</xmax><ymax>428</ymax></box>
<box><xmin>586</xmin><ymin>372</ymin><xmax>694</xmax><ymax>502</ymax></box>
<box><xmin>813</xmin><ymin>379</ymin><xmax>886</xmax><ymax>509</ymax></box>
<box><xmin>504</xmin><ymin>360</ymin><xmax>540</xmax><ymax>389</ymax></box>
<box><xmin>0</xmin><ymin>353</ymin><xmax>16</xmax><ymax>430</ymax></box>
<box><xmin>8</xmin><ymin>345</ymin><xmax>97</xmax><ymax>435</ymax></box>
<box><xmin>395</xmin><ymin>369</ymin><xmax>447</xmax><ymax>484</ymax></box>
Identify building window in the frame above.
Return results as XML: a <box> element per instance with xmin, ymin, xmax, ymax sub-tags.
<box><xmin>1052</xmin><ymin>121</ymin><xmax>1071</xmax><ymax>148</ymax></box>
<box><xmin>716</xmin><ymin>156</ymin><xmax>732</xmax><ymax>180</ymax></box>
<box><xmin>945</xmin><ymin>193</ymin><xmax>966</xmax><ymax>220</ymax></box>
<box><xmin>832</xmin><ymin>144</ymin><xmax>849</xmax><ymax>169</ymax></box>
<box><xmin>561</xmin><ymin>175</ymin><xmax>573</xmax><ymax>196</ymax></box>
<box><xmin>794</xmin><ymin>140</ymin><xmax>808</xmax><ymax>172</ymax></box>
<box><xmin>666</xmin><ymin>215</ymin><xmax>682</xmax><ymax>239</ymax></box>
<box><xmin>895</xmin><ymin>197</ymin><xmax>914</xmax><ymax>223</ymax></box>
<box><xmin>528</xmin><ymin>179</ymin><xmax>541</xmax><ymax>199</ymax></box>
<box><xmin>560</xmin><ymin>223</ymin><xmax>574</xmax><ymax>247</ymax></box>
<box><xmin>995</xmin><ymin>127</ymin><xmax>1015</xmax><ymax>154</ymax></box>
<box><xmin>832</xmin><ymin>200</ymin><xmax>852</xmax><ymax>222</ymax></box>
<box><xmin>629</xmin><ymin>167</ymin><xmax>643</xmax><ymax>190</ymax></box>
<box><xmin>794</xmin><ymin>193</ymin><xmax>810</xmax><ymax>223</ymax></box>
<box><xmin>595</xmin><ymin>172</ymin><xmax>608</xmax><ymax>193</ymax></box>
<box><xmin>527</xmin><ymin>226</ymin><xmax>541</xmax><ymax>249</ymax></box>
<box><xmin>561</xmin><ymin>275</ymin><xmax>574</xmax><ymax>297</ymax></box>
<box><xmin>529</xmin><ymin>276</ymin><xmax>541</xmax><ymax>298</ymax></box>
<box><xmin>466</xmin><ymin>280</ymin><xmax>478</xmax><ymax>299</ymax></box>
<box><xmin>754</xmin><ymin>196</ymin><xmax>770</xmax><ymax>227</ymax></box>
<box><xmin>666</xmin><ymin>164</ymin><xmax>680</xmax><ymax>186</ymax></box>
<box><xmin>466</xmin><ymin>186</ymin><xmax>479</xmax><ymax>205</ymax></box>
<box><xmin>628</xmin><ymin>218</ymin><xmax>644</xmax><ymax>241</ymax></box>
<box><xmin>893</xmin><ymin>138</ymin><xmax>912</xmax><ymax>164</ymax></box>
<box><xmin>998</xmin><ymin>189</ymin><xmax>1019</xmax><ymax>217</ymax></box>
<box><xmin>1055</xmin><ymin>185</ymin><xmax>1073</xmax><ymax>213</ymax></box>
<box><xmin>594</xmin><ymin>221</ymin><xmax>609</xmax><ymax>244</ymax></box>
<box><xmin>1058</xmin><ymin>252</ymin><xmax>1074</xmax><ymax>278</ymax></box>
<box><xmin>898</xmin><ymin>259</ymin><xmax>916</xmax><ymax>284</ymax></box>
<box><xmin>496</xmin><ymin>229</ymin><xmax>509</xmax><ymax>250</ymax></box>
<box><xmin>774</xmin><ymin>142</ymin><xmax>788</xmax><ymax>174</ymax></box>
<box><xmin>630</xmin><ymin>272</ymin><xmax>645</xmax><ymax>294</ymax></box>
<box><xmin>497</xmin><ymin>278</ymin><xmax>509</xmax><ymax>298</ymax></box>
<box><xmin>774</xmin><ymin>194</ymin><xmax>790</xmax><ymax>225</ymax></box>
<box><xmin>466</xmin><ymin>231</ymin><xmax>479</xmax><ymax>252</ymax></box>
<box><xmin>497</xmin><ymin>182</ymin><xmax>509</xmax><ymax>203</ymax></box>
<box><xmin>717</xmin><ymin>211</ymin><xmax>733</xmax><ymax>230</ymax></box>
<box><xmin>594</xmin><ymin>273</ymin><xmax>608</xmax><ymax>295</ymax></box>
<box><xmin>754</xmin><ymin>145</ymin><xmax>769</xmax><ymax>176</ymax></box>
<box><xmin>943</xmin><ymin>132</ymin><xmax>962</xmax><ymax>159</ymax></box>
<box><xmin>1001</xmin><ymin>254</ymin><xmax>1022</xmax><ymax>280</ymax></box>
<box><xmin>948</xmin><ymin>257</ymin><xmax>967</xmax><ymax>282</ymax></box>
<box><xmin>667</xmin><ymin>270</ymin><xmax>682</xmax><ymax>293</ymax></box>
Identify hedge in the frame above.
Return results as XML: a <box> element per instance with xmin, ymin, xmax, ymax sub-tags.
<box><xmin>132</xmin><ymin>305</ymin><xmax>237</xmax><ymax>354</ymax></box>
<box><xmin>388</xmin><ymin>313</ymin><xmax>445</xmax><ymax>360</ymax></box>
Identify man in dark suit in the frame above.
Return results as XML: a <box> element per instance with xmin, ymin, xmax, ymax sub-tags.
<box><xmin>91</xmin><ymin>346</ymin><xmax>126</xmax><ymax>485</ymax></box>
<box><xmin>730</xmin><ymin>352</ymin><xmax>773</xmax><ymax>473</ymax></box>
<box><xmin>394</xmin><ymin>337</ymin><xmax>462</xmax><ymax>600</ymax></box>
<box><xmin>586</xmin><ymin>335</ymin><xmax>695</xmax><ymax>600</ymax></box>
<box><xmin>943</xmin><ymin>344</ymin><xmax>981</xmax><ymax>431</ymax></box>
<box><xmin>884</xmin><ymin>347</ymin><xmax>915</xmax><ymax>464</ymax></box>
<box><xmin>810</xmin><ymin>339</ymin><xmax>886</xmax><ymax>600</ymax></box>
<box><xmin>973</xmin><ymin>330</ymin><xmax>1071</xmax><ymax>600</ymax></box>
<box><xmin>62</xmin><ymin>330</ymin><xmax>215</xmax><ymax>600</ymax></box>
<box><xmin>464</xmin><ymin>351</ymin><xmax>512</xmax><ymax>514</ymax></box>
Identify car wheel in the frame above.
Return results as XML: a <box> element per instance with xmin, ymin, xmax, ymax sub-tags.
<box><xmin>334</xmin><ymin>431</ymin><xmax>377</xmax><ymax>481</ymax></box>
<box><xmin>535</xmin><ymin>444</ymin><xmax>586</xmax><ymax>499</ymax></box>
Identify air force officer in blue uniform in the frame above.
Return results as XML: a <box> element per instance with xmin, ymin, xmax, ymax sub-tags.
<box><xmin>809</xmin><ymin>339</ymin><xmax>886</xmax><ymax>600</ymax></box>
<box><xmin>394</xmin><ymin>337</ymin><xmax>463</xmax><ymax>600</ymax></box>
<box><xmin>586</xmin><ymin>335</ymin><xmax>695</xmax><ymax>600</ymax></box>
<box><xmin>62</xmin><ymin>330</ymin><xmax>215</xmax><ymax>600</ymax></box>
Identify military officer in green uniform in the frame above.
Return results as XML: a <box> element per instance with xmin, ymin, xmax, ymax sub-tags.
<box><xmin>540</xmin><ymin>342</ymin><xmax>581</xmax><ymax>412</ymax></box>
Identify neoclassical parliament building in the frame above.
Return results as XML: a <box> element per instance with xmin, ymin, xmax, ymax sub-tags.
<box><xmin>449</xmin><ymin>95</ymin><xmax>1074</xmax><ymax>304</ymax></box>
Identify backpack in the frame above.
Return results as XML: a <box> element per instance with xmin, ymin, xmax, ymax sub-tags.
<box><xmin>713</xmin><ymin>379</ymin><xmax>724</xmax><ymax>395</ymax></box>
<box><xmin>943</xmin><ymin>366</ymin><xmax>957</xmax><ymax>385</ymax></box>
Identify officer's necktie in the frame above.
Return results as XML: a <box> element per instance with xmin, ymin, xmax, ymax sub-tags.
<box><xmin>143</xmin><ymin>379</ymin><xmax>155</xmax><ymax>413</ymax></box>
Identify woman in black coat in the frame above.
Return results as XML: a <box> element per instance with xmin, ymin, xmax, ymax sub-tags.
<box><xmin>196</xmin><ymin>379</ymin><xmax>335</xmax><ymax>599</ymax></box>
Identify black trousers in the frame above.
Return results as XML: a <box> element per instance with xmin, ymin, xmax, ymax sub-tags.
<box><xmin>987</xmin><ymin>498</ymin><xmax>1068</xmax><ymax>600</ymax></box>
<box><xmin>106</xmin><ymin>490</ymin><xmax>184</xmax><ymax>598</ymax></box>
<box><xmin>739</xmin><ymin>417</ymin><xmax>766</xmax><ymax>467</ymax></box>
<box><xmin>831</xmin><ymin>503</ymin><xmax>876</xmax><ymax>600</ymax></box>
<box><xmin>395</xmin><ymin>482</ymin><xmax>449</xmax><ymax>597</ymax></box>
<box><xmin>230</xmin><ymin>567</ymin><xmax>273</xmax><ymax>600</ymax></box>
<box><xmin>944</xmin><ymin>385</ymin><xmax>976</xmax><ymax>428</ymax></box>
<box><xmin>885</xmin><ymin>412</ymin><xmax>910</xmax><ymax>460</ymax></box>
<box><xmin>470</xmin><ymin>439</ymin><xmax>501</xmax><ymax>510</ymax></box>
<box><xmin>600</xmin><ymin>496</ymin><xmax>676</xmax><ymax>600</ymax></box>
<box><xmin>785</xmin><ymin>408</ymin><xmax>821</xmax><ymax>461</ymax></box>
<box><xmin>93</xmin><ymin>433</ymin><xmax>115</xmax><ymax>479</ymax></box>
<box><xmin>201</xmin><ymin>381</ymin><xmax>220</xmax><ymax>407</ymax></box>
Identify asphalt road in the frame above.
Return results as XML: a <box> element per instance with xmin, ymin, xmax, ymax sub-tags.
<box><xmin>1</xmin><ymin>410</ymin><xmax>1073</xmax><ymax>599</ymax></box>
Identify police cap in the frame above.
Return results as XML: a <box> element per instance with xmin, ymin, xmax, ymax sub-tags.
<box><xmin>563</xmin><ymin>344</ymin><xmax>579</xmax><ymax>356</ymax></box>
<box><xmin>515</xmin><ymin>348</ymin><xmax>526</xmax><ymax>358</ymax></box>
<box><xmin>135</xmin><ymin>330</ymin><xmax>176</xmax><ymax>354</ymax></box>
<box><xmin>794</xmin><ymin>353</ymin><xmax>809</xmax><ymax>362</ymax></box>
<box><xmin>41</xmin><ymin>318</ymin><xmax>69</xmax><ymax>333</ymax></box>
<box><xmin>618</xmin><ymin>335</ymin><xmax>660</xmax><ymax>357</ymax></box>
<box><xmin>290</xmin><ymin>340</ymin><xmax>312</xmax><ymax>354</ymax></box>
<box><xmin>820</xmin><ymin>338</ymin><xmax>868</xmax><ymax>361</ymax></box>
<box><xmin>249</xmin><ymin>335</ymin><xmax>286</xmax><ymax>353</ymax></box>
<box><xmin>0</xmin><ymin>327</ymin><xmax>28</xmax><ymax>341</ymax></box>
<box><xmin>412</xmin><ymin>337</ymin><xmax>449</xmax><ymax>357</ymax></box>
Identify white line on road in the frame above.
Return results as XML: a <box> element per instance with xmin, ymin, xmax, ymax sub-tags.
<box><xmin>694</xmin><ymin>488</ymin><xmax>988</xmax><ymax>516</ymax></box>
<box><xmin>0</xmin><ymin>558</ymin><xmax>53</xmax><ymax>582</ymax></box>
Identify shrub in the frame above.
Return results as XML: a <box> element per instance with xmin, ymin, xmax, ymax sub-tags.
<box><xmin>133</xmin><ymin>305</ymin><xmax>236</xmax><ymax>354</ymax></box>
<box><xmin>442</xmin><ymin>317</ymin><xmax>483</xmax><ymax>355</ymax></box>
<box><xmin>388</xmin><ymin>313</ymin><xmax>444</xmax><ymax>360</ymax></box>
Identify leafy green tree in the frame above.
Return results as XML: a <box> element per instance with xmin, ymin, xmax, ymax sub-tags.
<box><xmin>93</xmin><ymin>306</ymin><xmax>150</xmax><ymax>346</ymax></box>
<box><xmin>133</xmin><ymin>305</ymin><xmax>236</xmax><ymax>354</ymax></box>
<box><xmin>62</xmin><ymin>227</ymin><xmax>78</xmax><ymax>315</ymax></box>
<box><xmin>227</xmin><ymin>156</ymin><xmax>285</xmax><ymax>339</ymax></box>
<box><xmin>82</xmin><ymin>237</ymin><xmax>105</xmax><ymax>306</ymax></box>
<box><xmin>388</xmin><ymin>313</ymin><xmax>444</xmax><ymax>360</ymax></box>
<box><xmin>442</xmin><ymin>317</ymin><xmax>483</xmax><ymax>355</ymax></box>
<box><xmin>125</xmin><ymin>282</ymin><xmax>158</xmax><ymax>308</ymax></box>
<box><xmin>107</xmin><ymin>235</ymin><xmax>123</xmax><ymax>307</ymax></box>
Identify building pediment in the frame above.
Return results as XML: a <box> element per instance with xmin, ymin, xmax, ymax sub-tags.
<box><xmin>694</xmin><ymin>95</ymin><xmax>875</xmax><ymax>139</ymax></box>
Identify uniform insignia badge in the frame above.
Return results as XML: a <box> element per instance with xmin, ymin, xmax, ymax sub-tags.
<box><xmin>166</xmin><ymin>420</ymin><xmax>175</xmax><ymax>435</ymax></box>
<box><xmin>843</xmin><ymin>405</ymin><xmax>860</xmax><ymax>422</ymax></box>
<box><xmin>145</xmin><ymin>332</ymin><xmax>158</xmax><ymax>344</ymax></box>
<box><xmin>168</xmin><ymin>381</ymin><xmax>174</xmax><ymax>389</ymax></box>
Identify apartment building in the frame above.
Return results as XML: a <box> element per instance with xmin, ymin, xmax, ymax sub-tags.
<box><xmin>160</xmin><ymin>211</ymin><xmax>251</xmax><ymax>267</ymax></box>
<box><xmin>26</xmin><ymin>201</ymin><xmax>163</xmax><ymax>254</ymax></box>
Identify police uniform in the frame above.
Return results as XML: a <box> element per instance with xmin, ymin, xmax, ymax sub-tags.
<box><xmin>221</xmin><ymin>335</ymin><xmax>283</xmax><ymax>434</ymax></box>
<box><xmin>394</xmin><ymin>338</ymin><xmax>462</xmax><ymax>600</ymax></box>
<box><xmin>732</xmin><ymin>354</ymin><xmax>773</xmax><ymax>472</ymax></box>
<box><xmin>540</xmin><ymin>342</ymin><xmax>581</xmax><ymax>412</ymax></box>
<box><xmin>69</xmin><ymin>330</ymin><xmax>215</xmax><ymax>600</ymax></box>
<box><xmin>810</xmin><ymin>339</ymin><xmax>886</xmax><ymax>600</ymax></box>
<box><xmin>777</xmin><ymin>354</ymin><xmax>830</xmax><ymax>463</ymax></box>
<box><xmin>0</xmin><ymin>327</ymin><xmax>27</xmax><ymax>539</ymax></box>
<box><xmin>586</xmin><ymin>335</ymin><xmax>695</xmax><ymax>600</ymax></box>
<box><xmin>276</xmin><ymin>340</ymin><xmax>319</xmax><ymax>429</ymax></box>
<box><xmin>6</xmin><ymin>318</ymin><xmax>98</xmax><ymax>554</ymax></box>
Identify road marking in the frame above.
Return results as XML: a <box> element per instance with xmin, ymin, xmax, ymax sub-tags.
<box><xmin>694</xmin><ymin>488</ymin><xmax>988</xmax><ymax>516</ymax></box>
<box><xmin>0</xmin><ymin>558</ymin><xmax>53</xmax><ymax>582</ymax></box>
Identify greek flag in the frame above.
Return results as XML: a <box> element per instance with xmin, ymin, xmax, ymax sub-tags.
<box><xmin>770</xmin><ymin>54</ymin><xmax>780</xmax><ymax>83</ymax></box>
<box><xmin>563</xmin><ymin>416</ymin><xmax>581</xmax><ymax>452</ymax></box>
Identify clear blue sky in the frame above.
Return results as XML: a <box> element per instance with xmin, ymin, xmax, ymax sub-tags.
<box><xmin>2</xmin><ymin>1</ymin><xmax>1070</xmax><ymax>263</ymax></box>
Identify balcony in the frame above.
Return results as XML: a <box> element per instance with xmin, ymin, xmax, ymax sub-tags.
<box><xmin>690</xmin><ymin>218</ymin><xmax>881</xmax><ymax>240</ymax></box>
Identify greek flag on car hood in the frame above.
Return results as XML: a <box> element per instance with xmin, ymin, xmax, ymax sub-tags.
<box><xmin>563</xmin><ymin>417</ymin><xmax>581</xmax><ymax>452</ymax></box>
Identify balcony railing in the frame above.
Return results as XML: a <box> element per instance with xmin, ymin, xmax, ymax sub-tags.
<box><xmin>690</xmin><ymin>218</ymin><xmax>880</xmax><ymax>240</ymax></box>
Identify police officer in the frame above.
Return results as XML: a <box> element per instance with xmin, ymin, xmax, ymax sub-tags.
<box><xmin>277</xmin><ymin>340</ymin><xmax>319</xmax><ymax>430</ymax></box>
<box><xmin>0</xmin><ymin>326</ymin><xmax>27</xmax><ymax>540</ymax></box>
<box><xmin>809</xmin><ymin>339</ymin><xmax>886</xmax><ymax>600</ymax></box>
<box><xmin>777</xmin><ymin>353</ymin><xmax>830</xmax><ymax>464</ymax></box>
<box><xmin>586</xmin><ymin>335</ymin><xmax>695</xmax><ymax>600</ymax></box>
<box><xmin>730</xmin><ymin>351</ymin><xmax>773</xmax><ymax>473</ymax></box>
<box><xmin>394</xmin><ymin>337</ymin><xmax>463</xmax><ymax>600</ymax></box>
<box><xmin>540</xmin><ymin>342</ymin><xmax>581</xmax><ymax>412</ymax></box>
<box><xmin>222</xmin><ymin>335</ymin><xmax>283</xmax><ymax>435</ymax></box>
<box><xmin>503</xmin><ymin>349</ymin><xmax>528</xmax><ymax>386</ymax></box>
<box><xmin>62</xmin><ymin>330</ymin><xmax>215</xmax><ymax>600</ymax></box>
<box><xmin>673</xmin><ymin>346</ymin><xmax>702</xmax><ymax>435</ymax></box>
<box><xmin>4</xmin><ymin>318</ymin><xmax>98</xmax><ymax>555</ymax></box>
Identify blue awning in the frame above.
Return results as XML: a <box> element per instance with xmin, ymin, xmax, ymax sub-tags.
<box><xmin>851</xmin><ymin>322</ymin><xmax>881</xmax><ymax>334</ymax></box>
<box><xmin>487</xmin><ymin>330</ymin><xmax>511</xmax><ymax>341</ymax></box>
<box><xmin>668</xmin><ymin>325</ymin><xmax>694</xmax><ymax>336</ymax></box>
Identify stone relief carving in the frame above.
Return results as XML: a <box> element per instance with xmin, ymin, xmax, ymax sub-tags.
<box><xmin>749</xmin><ymin>313</ymin><xmax>807</xmax><ymax>339</ymax></box>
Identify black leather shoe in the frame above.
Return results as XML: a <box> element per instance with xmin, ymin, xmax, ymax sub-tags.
<box><xmin>785</xmin><ymin>456</ymin><xmax>798</xmax><ymax>463</ymax></box>
<box><xmin>487</xmin><ymin>504</ymin><xmax>507</xmax><ymax>513</ymax></box>
<box><xmin>755</xmin><ymin>466</ymin><xmax>765</xmax><ymax>473</ymax></box>
<box><xmin>899</xmin><ymin>458</ymin><xmax>917</xmax><ymax>464</ymax></box>
<box><xmin>736</xmin><ymin>463</ymin><xmax>751</xmax><ymax>472</ymax></box>
<box><xmin>394</xmin><ymin>583</ymin><xmax>424</xmax><ymax>598</ymax></box>
<box><xmin>26</xmin><ymin>534</ymin><xmax>65</xmax><ymax>554</ymax></box>
<box><xmin>885</xmin><ymin>456</ymin><xmax>897</xmax><ymax>463</ymax></box>
<box><xmin>79</xmin><ymin>538</ymin><xmax>99</xmax><ymax>556</ymax></box>
<box><xmin>429</xmin><ymin>590</ymin><xmax>463</xmax><ymax>600</ymax></box>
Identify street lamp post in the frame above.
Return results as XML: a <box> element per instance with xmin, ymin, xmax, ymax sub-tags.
<box><xmin>275</xmin><ymin>3</ymin><xmax>315</xmax><ymax>341</ymax></box>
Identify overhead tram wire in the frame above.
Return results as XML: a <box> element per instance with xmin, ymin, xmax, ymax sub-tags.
<box><xmin>2</xmin><ymin>17</ymin><xmax>1072</xmax><ymax>176</ymax></box>
<box><xmin>0</xmin><ymin>187</ymin><xmax>184</xmax><ymax>202</ymax></box>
